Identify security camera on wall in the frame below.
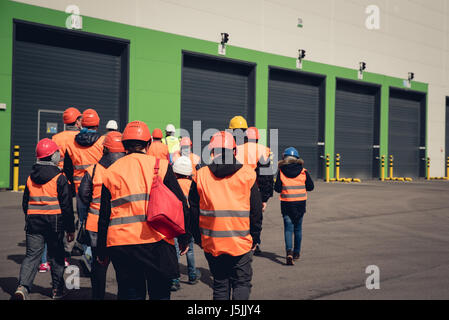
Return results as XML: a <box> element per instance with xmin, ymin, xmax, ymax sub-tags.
<box><xmin>358</xmin><ymin>61</ymin><xmax>366</xmax><ymax>80</ymax></box>
<box><xmin>219</xmin><ymin>33</ymin><xmax>229</xmax><ymax>55</ymax></box>
<box><xmin>296</xmin><ymin>49</ymin><xmax>306</xmax><ymax>69</ymax></box>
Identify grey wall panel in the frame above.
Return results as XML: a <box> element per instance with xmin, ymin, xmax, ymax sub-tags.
<box><xmin>181</xmin><ymin>53</ymin><xmax>255</xmax><ymax>156</ymax></box>
<box><xmin>446</xmin><ymin>98</ymin><xmax>449</xmax><ymax>162</ymax></box>
<box><xmin>335</xmin><ymin>81</ymin><xmax>380</xmax><ymax>179</ymax></box>
<box><xmin>268</xmin><ymin>69</ymin><xmax>324</xmax><ymax>178</ymax></box>
<box><xmin>12</xmin><ymin>22</ymin><xmax>128</xmax><ymax>185</ymax></box>
<box><xmin>389</xmin><ymin>92</ymin><xmax>424</xmax><ymax>178</ymax></box>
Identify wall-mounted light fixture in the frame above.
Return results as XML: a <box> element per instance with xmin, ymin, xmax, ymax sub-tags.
<box><xmin>219</xmin><ymin>33</ymin><xmax>229</xmax><ymax>55</ymax></box>
<box><xmin>358</xmin><ymin>61</ymin><xmax>366</xmax><ymax>80</ymax></box>
<box><xmin>296</xmin><ymin>49</ymin><xmax>306</xmax><ymax>69</ymax></box>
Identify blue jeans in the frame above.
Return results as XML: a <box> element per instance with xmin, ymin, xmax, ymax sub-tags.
<box><xmin>283</xmin><ymin>213</ymin><xmax>304</xmax><ymax>255</ymax></box>
<box><xmin>41</xmin><ymin>243</ymin><xmax>47</xmax><ymax>264</ymax></box>
<box><xmin>174</xmin><ymin>238</ymin><xmax>197</xmax><ymax>279</ymax></box>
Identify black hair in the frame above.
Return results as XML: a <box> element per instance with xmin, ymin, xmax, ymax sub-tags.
<box><xmin>39</xmin><ymin>155</ymin><xmax>53</xmax><ymax>162</ymax></box>
<box><xmin>122</xmin><ymin>139</ymin><xmax>149</xmax><ymax>153</ymax></box>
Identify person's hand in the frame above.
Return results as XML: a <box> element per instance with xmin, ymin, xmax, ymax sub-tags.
<box><xmin>262</xmin><ymin>202</ymin><xmax>267</xmax><ymax>212</ymax></box>
<box><xmin>179</xmin><ymin>242</ymin><xmax>189</xmax><ymax>256</ymax></box>
<box><xmin>97</xmin><ymin>256</ymin><xmax>109</xmax><ymax>267</ymax></box>
<box><xmin>251</xmin><ymin>243</ymin><xmax>257</xmax><ymax>252</ymax></box>
<box><xmin>66</xmin><ymin>232</ymin><xmax>75</xmax><ymax>243</ymax></box>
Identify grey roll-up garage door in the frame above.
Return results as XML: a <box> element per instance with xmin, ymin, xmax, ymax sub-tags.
<box><xmin>181</xmin><ymin>52</ymin><xmax>255</xmax><ymax>157</ymax></box>
<box><xmin>389</xmin><ymin>89</ymin><xmax>426</xmax><ymax>178</ymax></box>
<box><xmin>12</xmin><ymin>21</ymin><xmax>129</xmax><ymax>186</ymax></box>
<box><xmin>334</xmin><ymin>80</ymin><xmax>380</xmax><ymax>179</ymax></box>
<box><xmin>267</xmin><ymin>68</ymin><xmax>325</xmax><ymax>178</ymax></box>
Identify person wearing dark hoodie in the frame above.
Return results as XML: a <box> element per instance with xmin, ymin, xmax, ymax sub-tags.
<box><xmin>189</xmin><ymin>131</ymin><xmax>263</xmax><ymax>300</ymax></box>
<box><xmin>274</xmin><ymin>147</ymin><xmax>314</xmax><ymax>266</ymax></box>
<box><xmin>64</xmin><ymin>109</ymin><xmax>104</xmax><ymax>260</ymax></box>
<box><xmin>14</xmin><ymin>139</ymin><xmax>75</xmax><ymax>300</ymax></box>
<box><xmin>78</xmin><ymin>131</ymin><xmax>126</xmax><ymax>300</ymax></box>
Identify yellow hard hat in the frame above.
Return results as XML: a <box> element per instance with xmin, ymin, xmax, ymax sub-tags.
<box><xmin>228</xmin><ymin>116</ymin><xmax>248</xmax><ymax>129</ymax></box>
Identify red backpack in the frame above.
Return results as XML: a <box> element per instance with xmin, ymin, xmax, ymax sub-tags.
<box><xmin>146</xmin><ymin>158</ymin><xmax>185</xmax><ymax>239</ymax></box>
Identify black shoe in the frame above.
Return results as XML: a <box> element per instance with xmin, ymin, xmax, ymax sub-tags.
<box><xmin>188</xmin><ymin>269</ymin><xmax>202</xmax><ymax>285</ymax></box>
<box><xmin>254</xmin><ymin>245</ymin><xmax>262</xmax><ymax>256</ymax></box>
<box><xmin>52</xmin><ymin>288</ymin><xmax>67</xmax><ymax>300</ymax></box>
<box><xmin>170</xmin><ymin>279</ymin><xmax>180</xmax><ymax>291</ymax></box>
<box><xmin>13</xmin><ymin>286</ymin><xmax>29</xmax><ymax>300</ymax></box>
<box><xmin>293</xmin><ymin>252</ymin><xmax>300</xmax><ymax>260</ymax></box>
<box><xmin>286</xmin><ymin>251</ymin><xmax>294</xmax><ymax>266</ymax></box>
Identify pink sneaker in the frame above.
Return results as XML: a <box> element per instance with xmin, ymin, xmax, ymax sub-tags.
<box><xmin>38</xmin><ymin>262</ymin><xmax>50</xmax><ymax>273</ymax></box>
<box><xmin>64</xmin><ymin>258</ymin><xmax>70</xmax><ymax>268</ymax></box>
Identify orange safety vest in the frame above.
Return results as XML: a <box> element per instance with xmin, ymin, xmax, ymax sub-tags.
<box><xmin>66</xmin><ymin>136</ymin><xmax>105</xmax><ymax>193</ymax></box>
<box><xmin>177</xmin><ymin>178</ymin><xmax>192</xmax><ymax>205</ymax></box>
<box><xmin>173</xmin><ymin>151</ymin><xmax>201</xmax><ymax>181</ymax></box>
<box><xmin>236</xmin><ymin>142</ymin><xmax>271</xmax><ymax>170</ymax></box>
<box><xmin>279</xmin><ymin>169</ymin><xmax>308</xmax><ymax>202</ymax></box>
<box><xmin>147</xmin><ymin>140</ymin><xmax>170</xmax><ymax>160</ymax></box>
<box><xmin>52</xmin><ymin>130</ymin><xmax>78</xmax><ymax>169</ymax></box>
<box><xmin>103</xmin><ymin>153</ymin><xmax>174</xmax><ymax>247</ymax></box>
<box><xmin>26</xmin><ymin>173</ymin><xmax>62</xmax><ymax>215</ymax></box>
<box><xmin>84</xmin><ymin>164</ymin><xmax>106</xmax><ymax>233</ymax></box>
<box><xmin>196</xmin><ymin>165</ymin><xmax>256</xmax><ymax>257</ymax></box>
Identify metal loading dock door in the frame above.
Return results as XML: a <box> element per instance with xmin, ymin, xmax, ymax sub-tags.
<box><xmin>181</xmin><ymin>52</ymin><xmax>256</xmax><ymax>156</ymax></box>
<box><xmin>267</xmin><ymin>68</ymin><xmax>325</xmax><ymax>179</ymax></box>
<box><xmin>11</xmin><ymin>20</ymin><xmax>129</xmax><ymax>186</ymax></box>
<box><xmin>389</xmin><ymin>89</ymin><xmax>426</xmax><ymax>178</ymax></box>
<box><xmin>334</xmin><ymin>80</ymin><xmax>380</xmax><ymax>180</ymax></box>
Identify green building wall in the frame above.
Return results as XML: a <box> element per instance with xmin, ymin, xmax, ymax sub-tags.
<box><xmin>0</xmin><ymin>0</ymin><xmax>428</xmax><ymax>188</ymax></box>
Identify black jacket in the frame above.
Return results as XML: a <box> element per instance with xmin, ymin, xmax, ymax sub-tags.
<box><xmin>96</xmin><ymin>152</ymin><xmax>191</xmax><ymax>261</ymax></box>
<box><xmin>78</xmin><ymin>152</ymin><xmax>126</xmax><ymax>206</ymax></box>
<box><xmin>22</xmin><ymin>164</ymin><xmax>75</xmax><ymax>234</ymax></box>
<box><xmin>188</xmin><ymin>154</ymin><xmax>263</xmax><ymax>248</ymax></box>
<box><xmin>274</xmin><ymin>158</ymin><xmax>314</xmax><ymax>216</ymax></box>
<box><xmin>63</xmin><ymin>129</ymin><xmax>102</xmax><ymax>196</ymax></box>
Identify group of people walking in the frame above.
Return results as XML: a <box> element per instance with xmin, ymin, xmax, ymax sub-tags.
<box><xmin>13</xmin><ymin>107</ymin><xmax>314</xmax><ymax>300</ymax></box>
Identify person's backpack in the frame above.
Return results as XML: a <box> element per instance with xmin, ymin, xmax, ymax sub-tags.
<box><xmin>146</xmin><ymin>158</ymin><xmax>185</xmax><ymax>239</ymax></box>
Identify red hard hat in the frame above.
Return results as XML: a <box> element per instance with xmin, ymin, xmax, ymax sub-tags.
<box><xmin>208</xmin><ymin>131</ymin><xmax>236</xmax><ymax>150</ymax></box>
<box><xmin>246</xmin><ymin>127</ymin><xmax>260</xmax><ymax>140</ymax></box>
<box><xmin>103</xmin><ymin>131</ymin><xmax>125</xmax><ymax>153</ymax></box>
<box><xmin>36</xmin><ymin>138</ymin><xmax>59</xmax><ymax>159</ymax></box>
<box><xmin>152</xmin><ymin>128</ymin><xmax>163</xmax><ymax>139</ymax></box>
<box><xmin>122</xmin><ymin>121</ymin><xmax>151</xmax><ymax>142</ymax></box>
<box><xmin>63</xmin><ymin>107</ymin><xmax>81</xmax><ymax>124</ymax></box>
<box><xmin>81</xmin><ymin>109</ymin><xmax>100</xmax><ymax>127</ymax></box>
<box><xmin>180</xmin><ymin>137</ymin><xmax>192</xmax><ymax>147</ymax></box>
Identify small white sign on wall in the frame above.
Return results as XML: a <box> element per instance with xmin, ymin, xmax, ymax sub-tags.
<box><xmin>65</xmin><ymin>5</ymin><xmax>83</xmax><ymax>30</ymax></box>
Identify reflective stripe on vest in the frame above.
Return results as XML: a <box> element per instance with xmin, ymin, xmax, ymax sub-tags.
<box><xmin>66</xmin><ymin>135</ymin><xmax>104</xmax><ymax>193</ymax></box>
<box><xmin>196</xmin><ymin>165</ymin><xmax>256</xmax><ymax>257</ymax></box>
<box><xmin>85</xmin><ymin>164</ymin><xmax>104</xmax><ymax>233</ymax></box>
<box><xmin>26</xmin><ymin>174</ymin><xmax>62</xmax><ymax>215</ymax></box>
<box><xmin>279</xmin><ymin>170</ymin><xmax>307</xmax><ymax>202</ymax></box>
<box><xmin>103</xmin><ymin>153</ymin><xmax>173</xmax><ymax>247</ymax></box>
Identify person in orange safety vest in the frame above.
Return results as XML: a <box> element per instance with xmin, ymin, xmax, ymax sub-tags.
<box><xmin>172</xmin><ymin>137</ymin><xmax>202</xmax><ymax>181</ymax></box>
<box><xmin>78</xmin><ymin>131</ymin><xmax>126</xmax><ymax>300</ymax></box>
<box><xmin>188</xmin><ymin>131</ymin><xmax>263</xmax><ymax>300</ymax></box>
<box><xmin>147</xmin><ymin>128</ymin><xmax>170</xmax><ymax>161</ymax></box>
<box><xmin>96</xmin><ymin>121</ymin><xmax>191</xmax><ymax>300</ymax></box>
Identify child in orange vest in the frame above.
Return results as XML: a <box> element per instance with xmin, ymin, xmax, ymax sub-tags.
<box><xmin>274</xmin><ymin>147</ymin><xmax>314</xmax><ymax>266</ymax></box>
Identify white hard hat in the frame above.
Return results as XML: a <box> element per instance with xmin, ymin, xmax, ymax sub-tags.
<box><xmin>106</xmin><ymin>120</ymin><xmax>118</xmax><ymax>130</ymax></box>
<box><xmin>173</xmin><ymin>156</ymin><xmax>193</xmax><ymax>176</ymax></box>
<box><xmin>166</xmin><ymin>124</ymin><xmax>176</xmax><ymax>133</ymax></box>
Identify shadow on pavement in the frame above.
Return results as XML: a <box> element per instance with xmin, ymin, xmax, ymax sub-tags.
<box><xmin>17</xmin><ymin>240</ymin><xmax>26</xmax><ymax>247</ymax></box>
<box><xmin>254</xmin><ymin>251</ymin><xmax>286</xmax><ymax>266</ymax></box>
<box><xmin>0</xmin><ymin>277</ymin><xmax>50</xmax><ymax>299</ymax></box>
<box><xmin>179</xmin><ymin>263</ymin><xmax>213</xmax><ymax>288</ymax></box>
<box><xmin>7</xmin><ymin>254</ymin><xmax>25</xmax><ymax>265</ymax></box>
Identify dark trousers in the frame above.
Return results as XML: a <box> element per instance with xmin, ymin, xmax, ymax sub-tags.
<box><xmin>90</xmin><ymin>246</ymin><xmax>109</xmax><ymax>300</ymax></box>
<box><xmin>205</xmin><ymin>250</ymin><xmax>253</xmax><ymax>300</ymax></box>
<box><xmin>110</xmin><ymin>255</ymin><xmax>172</xmax><ymax>300</ymax></box>
<box><xmin>19</xmin><ymin>232</ymin><xmax>66</xmax><ymax>292</ymax></box>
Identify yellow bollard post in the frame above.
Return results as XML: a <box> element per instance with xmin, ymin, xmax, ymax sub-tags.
<box><xmin>336</xmin><ymin>154</ymin><xmax>341</xmax><ymax>181</ymax></box>
<box><xmin>13</xmin><ymin>145</ymin><xmax>20</xmax><ymax>192</ymax></box>
<box><xmin>389</xmin><ymin>155</ymin><xmax>394</xmax><ymax>180</ymax></box>
<box><xmin>446</xmin><ymin>157</ymin><xmax>449</xmax><ymax>179</ymax></box>
<box><xmin>381</xmin><ymin>155</ymin><xmax>385</xmax><ymax>182</ymax></box>
<box><xmin>426</xmin><ymin>157</ymin><xmax>430</xmax><ymax>181</ymax></box>
<box><xmin>325</xmin><ymin>154</ymin><xmax>330</xmax><ymax>183</ymax></box>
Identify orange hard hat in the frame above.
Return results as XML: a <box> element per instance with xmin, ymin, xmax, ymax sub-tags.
<box><xmin>103</xmin><ymin>131</ymin><xmax>125</xmax><ymax>153</ymax></box>
<box><xmin>63</xmin><ymin>107</ymin><xmax>81</xmax><ymax>124</ymax></box>
<box><xmin>122</xmin><ymin>121</ymin><xmax>151</xmax><ymax>142</ymax></box>
<box><xmin>81</xmin><ymin>109</ymin><xmax>100</xmax><ymax>127</ymax></box>
<box><xmin>180</xmin><ymin>137</ymin><xmax>192</xmax><ymax>147</ymax></box>
<box><xmin>208</xmin><ymin>131</ymin><xmax>236</xmax><ymax>150</ymax></box>
<box><xmin>152</xmin><ymin>128</ymin><xmax>163</xmax><ymax>139</ymax></box>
